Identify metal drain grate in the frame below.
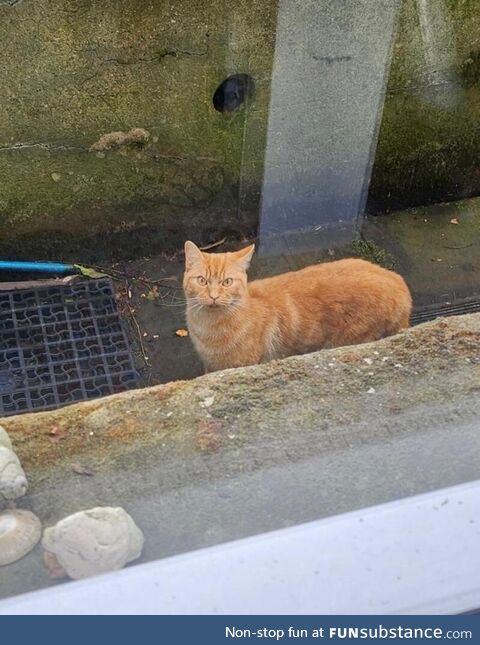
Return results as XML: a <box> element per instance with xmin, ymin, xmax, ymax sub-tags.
<box><xmin>0</xmin><ymin>279</ymin><xmax>139</xmax><ymax>417</ymax></box>
<box><xmin>411</xmin><ymin>296</ymin><xmax>480</xmax><ymax>326</ymax></box>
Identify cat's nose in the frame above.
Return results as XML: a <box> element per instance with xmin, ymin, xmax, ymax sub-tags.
<box><xmin>210</xmin><ymin>296</ymin><xmax>218</xmax><ymax>303</ymax></box>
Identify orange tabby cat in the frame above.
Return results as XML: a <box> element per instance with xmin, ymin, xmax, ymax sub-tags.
<box><xmin>183</xmin><ymin>241</ymin><xmax>412</xmax><ymax>373</ymax></box>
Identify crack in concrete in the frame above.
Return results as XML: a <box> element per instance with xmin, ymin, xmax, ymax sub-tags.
<box><xmin>0</xmin><ymin>142</ymin><xmax>85</xmax><ymax>152</ymax></box>
<box><xmin>152</xmin><ymin>153</ymin><xmax>220</xmax><ymax>163</ymax></box>
<box><xmin>104</xmin><ymin>46</ymin><xmax>208</xmax><ymax>65</ymax></box>
<box><xmin>79</xmin><ymin>41</ymin><xmax>209</xmax><ymax>86</ymax></box>
<box><xmin>0</xmin><ymin>142</ymin><xmax>221</xmax><ymax>168</ymax></box>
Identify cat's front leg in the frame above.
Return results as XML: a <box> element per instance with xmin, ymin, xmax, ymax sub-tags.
<box><xmin>202</xmin><ymin>360</ymin><xmax>218</xmax><ymax>374</ymax></box>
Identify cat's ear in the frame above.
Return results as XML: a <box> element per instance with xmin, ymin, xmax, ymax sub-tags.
<box><xmin>234</xmin><ymin>244</ymin><xmax>255</xmax><ymax>271</ymax></box>
<box><xmin>184</xmin><ymin>241</ymin><xmax>203</xmax><ymax>269</ymax></box>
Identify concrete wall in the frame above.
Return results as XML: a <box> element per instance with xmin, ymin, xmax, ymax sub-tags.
<box><xmin>0</xmin><ymin>0</ymin><xmax>479</xmax><ymax>261</ymax></box>
<box><xmin>368</xmin><ymin>0</ymin><xmax>480</xmax><ymax>213</ymax></box>
<box><xmin>0</xmin><ymin>0</ymin><xmax>276</xmax><ymax>260</ymax></box>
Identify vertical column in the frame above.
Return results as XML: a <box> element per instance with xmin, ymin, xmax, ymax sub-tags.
<box><xmin>256</xmin><ymin>0</ymin><xmax>401</xmax><ymax>254</ymax></box>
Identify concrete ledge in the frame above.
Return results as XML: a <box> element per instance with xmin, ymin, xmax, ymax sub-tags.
<box><xmin>2</xmin><ymin>313</ymin><xmax>480</xmax><ymax>482</ymax></box>
<box><xmin>1</xmin><ymin>313</ymin><xmax>479</xmax><ymax>600</ymax></box>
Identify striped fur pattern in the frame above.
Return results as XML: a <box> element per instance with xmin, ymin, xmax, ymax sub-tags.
<box><xmin>183</xmin><ymin>241</ymin><xmax>412</xmax><ymax>373</ymax></box>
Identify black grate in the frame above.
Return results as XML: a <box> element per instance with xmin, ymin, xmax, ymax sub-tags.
<box><xmin>0</xmin><ymin>279</ymin><xmax>139</xmax><ymax>417</ymax></box>
<box><xmin>411</xmin><ymin>296</ymin><xmax>480</xmax><ymax>326</ymax></box>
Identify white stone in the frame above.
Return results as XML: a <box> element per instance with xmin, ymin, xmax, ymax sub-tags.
<box><xmin>201</xmin><ymin>396</ymin><xmax>215</xmax><ymax>408</ymax></box>
<box><xmin>42</xmin><ymin>506</ymin><xmax>144</xmax><ymax>580</ymax></box>
<box><xmin>0</xmin><ymin>446</ymin><xmax>28</xmax><ymax>501</ymax></box>
<box><xmin>0</xmin><ymin>426</ymin><xmax>12</xmax><ymax>450</ymax></box>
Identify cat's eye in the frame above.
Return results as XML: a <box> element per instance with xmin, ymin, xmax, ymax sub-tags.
<box><xmin>222</xmin><ymin>278</ymin><xmax>233</xmax><ymax>286</ymax></box>
<box><xmin>197</xmin><ymin>276</ymin><xmax>207</xmax><ymax>286</ymax></box>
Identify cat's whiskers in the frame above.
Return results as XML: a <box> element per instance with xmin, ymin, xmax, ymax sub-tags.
<box><xmin>224</xmin><ymin>299</ymin><xmax>248</xmax><ymax>313</ymax></box>
<box><xmin>187</xmin><ymin>300</ymin><xmax>206</xmax><ymax>313</ymax></box>
<box><xmin>159</xmin><ymin>301</ymin><xmax>188</xmax><ymax>307</ymax></box>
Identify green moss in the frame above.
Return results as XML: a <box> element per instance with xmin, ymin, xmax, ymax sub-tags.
<box><xmin>361</xmin><ymin>197</ymin><xmax>480</xmax><ymax>299</ymax></box>
<box><xmin>350</xmin><ymin>239</ymin><xmax>395</xmax><ymax>269</ymax></box>
<box><xmin>368</xmin><ymin>0</ymin><xmax>480</xmax><ymax>213</ymax></box>
<box><xmin>461</xmin><ymin>49</ymin><xmax>480</xmax><ymax>87</ymax></box>
<box><xmin>369</xmin><ymin>89</ymin><xmax>480</xmax><ymax>212</ymax></box>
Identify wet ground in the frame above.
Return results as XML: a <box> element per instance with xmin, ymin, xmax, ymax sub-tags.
<box><xmin>110</xmin><ymin>251</ymin><xmax>203</xmax><ymax>386</ymax></box>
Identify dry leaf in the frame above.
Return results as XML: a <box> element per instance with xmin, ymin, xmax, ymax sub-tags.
<box><xmin>72</xmin><ymin>463</ymin><xmax>95</xmax><ymax>477</ymax></box>
<box><xmin>175</xmin><ymin>328</ymin><xmax>189</xmax><ymax>337</ymax></box>
<box><xmin>47</xmin><ymin>427</ymin><xmax>68</xmax><ymax>443</ymax></box>
<box><xmin>145</xmin><ymin>287</ymin><xmax>159</xmax><ymax>301</ymax></box>
<box><xmin>450</xmin><ymin>218</ymin><xmax>459</xmax><ymax>225</ymax></box>
<box><xmin>74</xmin><ymin>264</ymin><xmax>108</xmax><ymax>279</ymax></box>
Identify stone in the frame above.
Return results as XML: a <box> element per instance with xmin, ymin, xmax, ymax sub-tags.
<box><xmin>0</xmin><ymin>446</ymin><xmax>28</xmax><ymax>502</ymax></box>
<box><xmin>42</xmin><ymin>507</ymin><xmax>144</xmax><ymax>580</ymax></box>
<box><xmin>0</xmin><ymin>426</ymin><xmax>12</xmax><ymax>450</ymax></box>
<box><xmin>0</xmin><ymin>509</ymin><xmax>42</xmax><ymax>566</ymax></box>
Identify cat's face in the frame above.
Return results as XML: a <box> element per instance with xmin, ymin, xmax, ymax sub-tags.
<box><xmin>183</xmin><ymin>241</ymin><xmax>255</xmax><ymax>311</ymax></box>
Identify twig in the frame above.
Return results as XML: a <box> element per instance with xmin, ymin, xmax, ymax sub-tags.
<box><xmin>442</xmin><ymin>244</ymin><xmax>473</xmax><ymax>250</ymax></box>
<box><xmin>88</xmin><ymin>263</ymin><xmax>182</xmax><ymax>289</ymax></box>
<box><xmin>123</xmin><ymin>281</ymin><xmax>149</xmax><ymax>367</ymax></box>
<box><xmin>147</xmin><ymin>275</ymin><xmax>181</xmax><ymax>286</ymax></box>
<box><xmin>199</xmin><ymin>237</ymin><xmax>227</xmax><ymax>251</ymax></box>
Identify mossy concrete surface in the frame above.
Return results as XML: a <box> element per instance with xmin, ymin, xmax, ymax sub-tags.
<box><xmin>368</xmin><ymin>0</ymin><xmax>480</xmax><ymax>212</ymax></box>
<box><xmin>1</xmin><ymin>0</ymin><xmax>480</xmax><ymax>261</ymax></box>
<box><xmin>0</xmin><ymin>0</ymin><xmax>276</xmax><ymax>260</ymax></box>
<box><xmin>2</xmin><ymin>0</ymin><xmax>480</xmax><ymax>262</ymax></box>
<box><xmin>1</xmin><ymin>313</ymin><xmax>479</xmax><ymax>600</ymax></box>
<box><xmin>363</xmin><ymin>196</ymin><xmax>480</xmax><ymax>303</ymax></box>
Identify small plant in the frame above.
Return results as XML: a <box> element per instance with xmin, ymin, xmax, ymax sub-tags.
<box><xmin>350</xmin><ymin>239</ymin><xmax>395</xmax><ymax>269</ymax></box>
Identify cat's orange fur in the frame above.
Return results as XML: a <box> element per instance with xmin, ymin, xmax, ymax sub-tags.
<box><xmin>183</xmin><ymin>241</ymin><xmax>412</xmax><ymax>373</ymax></box>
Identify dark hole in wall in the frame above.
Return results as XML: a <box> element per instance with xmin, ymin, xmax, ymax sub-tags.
<box><xmin>213</xmin><ymin>73</ymin><xmax>255</xmax><ymax>113</ymax></box>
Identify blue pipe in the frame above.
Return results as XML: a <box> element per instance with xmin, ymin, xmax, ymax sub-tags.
<box><xmin>0</xmin><ymin>260</ymin><xmax>76</xmax><ymax>274</ymax></box>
